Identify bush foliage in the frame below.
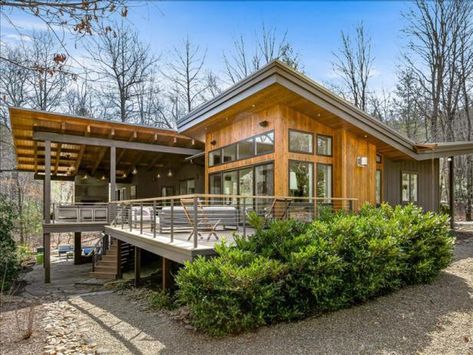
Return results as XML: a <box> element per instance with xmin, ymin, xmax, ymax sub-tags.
<box><xmin>176</xmin><ymin>204</ymin><xmax>454</xmax><ymax>336</ymax></box>
<box><xmin>0</xmin><ymin>195</ymin><xmax>20</xmax><ymax>292</ymax></box>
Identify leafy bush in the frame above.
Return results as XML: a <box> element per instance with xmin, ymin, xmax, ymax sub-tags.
<box><xmin>0</xmin><ymin>196</ymin><xmax>20</xmax><ymax>292</ymax></box>
<box><xmin>176</xmin><ymin>204</ymin><xmax>454</xmax><ymax>336</ymax></box>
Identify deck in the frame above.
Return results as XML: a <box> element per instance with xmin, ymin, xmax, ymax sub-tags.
<box><xmin>104</xmin><ymin>225</ymin><xmax>254</xmax><ymax>264</ymax></box>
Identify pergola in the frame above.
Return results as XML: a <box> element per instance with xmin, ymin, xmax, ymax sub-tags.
<box><xmin>9</xmin><ymin>107</ymin><xmax>204</xmax><ymax>283</ymax></box>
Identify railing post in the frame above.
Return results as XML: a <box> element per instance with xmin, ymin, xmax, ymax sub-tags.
<box><xmin>193</xmin><ymin>196</ymin><xmax>198</xmax><ymax>249</ymax></box>
<box><xmin>170</xmin><ymin>198</ymin><xmax>174</xmax><ymax>243</ymax></box>
<box><xmin>153</xmin><ymin>201</ymin><xmax>157</xmax><ymax>238</ymax></box>
<box><xmin>140</xmin><ymin>203</ymin><xmax>143</xmax><ymax>234</ymax></box>
<box><xmin>242</xmin><ymin>198</ymin><xmax>246</xmax><ymax>240</ymax></box>
<box><xmin>121</xmin><ymin>204</ymin><xmax>124</xmax><ymax>229</ymax></box>
<box><xmin>129</xmin><ymin>203</ymin><xmax>132</xmax><ymax>232</ymax></box>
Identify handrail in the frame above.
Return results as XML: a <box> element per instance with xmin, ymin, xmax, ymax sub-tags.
<box><xmin>108</xmin><ymin>194</ymin><xmax>358</xmax><ymax>250</ymax></box>
<box><xmin>91</xmin><ymin>233</ymin><xmax>110</xmax><ymax>272</ymax></box>
<box><xmin>110</xmin><ymin>194</ymin><xmax>358</xmax><ymax>204</ymax></box>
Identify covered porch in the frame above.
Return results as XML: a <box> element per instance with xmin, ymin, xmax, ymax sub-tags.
<box><xmin>9</xmin><ymin>107</ymin><xmax>204</xmax><ymax>283</ymax></box>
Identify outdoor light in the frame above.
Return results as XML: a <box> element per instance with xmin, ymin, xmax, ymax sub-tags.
<box><xmin>447</xmin><ymin>157</ymin><xmax>453</xmax><ymax>162</ymax></box>
<box><xmin>156</xmin><ymin>172</ymin><xmax>161</xmax><ymax>179</ymax></box>
<box><xmin>210</xmin><ymin>140</ymin><xmax>217</xmax><ymax>146</ymax></box>
<box><xmin>132</xmin><ymin>167</ymin><xmax>138</xmax><ymax>175</ymax></box>
<box><xmin>357</xmin><ymin>157</ymin><xmax>368</xmax><ymax>167</ymax></box>
<box><xmin>123</xmin><ymin>173</ymin><xmax>127</xmax><ymax>178</ymax></box>
<box><xmin>101</xmin><ymin>175</ymin><xmax>106</xmax><ymax>181</ymax></box>
<box><xmin>168</xmin><ymin>169</ymin><xmax>173</xmax><ymax>177</ymax></box>
<box><xmin>83</xmin><ymin>173</ymin><xmax>88</xmax><ymax>180</ymax></box>
<box><xmin>259</xmin><ymin>120</ymin><xmax>269</xmax><ymax>127</ymax></box>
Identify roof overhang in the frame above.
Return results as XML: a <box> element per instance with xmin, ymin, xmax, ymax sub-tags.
<box><xmin>177</xmin><ymin>60</ymin><xmax>473</xmax><ymax>161</ymax></box>
<box><xmin>9</xmin><ymin>107</ymin><xmax>204</xmax><ymax>178</ymax></box>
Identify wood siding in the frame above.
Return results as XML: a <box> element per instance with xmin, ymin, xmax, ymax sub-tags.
<box><xmin>383</xmin><ymin>158</ymin><xmax>440</xmax><ymax>211</ymax></box>
<box><xmin>203</xmin><ymin>104</ymin><xmax>381</xmax><ymax>207</ymax></box>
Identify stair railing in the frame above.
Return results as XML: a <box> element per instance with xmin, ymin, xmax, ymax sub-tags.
<box><xmin>91</xmin><ymin>233</ymin><xmax>110</xmax><ymax>272</ymax></box>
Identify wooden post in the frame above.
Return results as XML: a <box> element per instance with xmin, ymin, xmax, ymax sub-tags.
<box><xmin>110</xmin><ymin>146</ymin><xmax>116</xmax><ymax>221</ymax></box>
<box><xmin>449</xmin><ymin>156</ymin><xmax>455</xmax><ymax>229</ymax></box>
<box><xmin>44</xmin><ymin>140</ymin><xmax>51</xmax><ymax>283</ymax></box>
<box><xmin>74</xmin><ymin>232</ymin><xmax>81</xmax><ymax>265</ymax></box>
<box><xmin>162</xmin><ymin>257</ymin><xmax>171</xmax><ymax>290</ymax></box>
<box><xmin>134</xmin><ymin>246</ymin><xmax>141</xmax><ymax>287</ymax></box>
<box><xmin>116</xmin><ymin>239</ymin><xmax>122</xmax><ymax>279</ymax></box>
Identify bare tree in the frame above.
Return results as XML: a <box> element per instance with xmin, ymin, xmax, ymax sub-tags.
<box><xmin>27</xmin><ymin>32</ymin><xmax>68</xmax><ymax>111</ymax></box>
<box><xmin>0</xmin><ymin>0</ymin><xmax>127</xmax><ymax>74</ymax></box>
<box><xmin>332</xmin><ymin>22</ymin><xmax>374</xmax><ymax>111</ymax></box>
<box><xmin>88</xmin><ymin>22</ymin><xmax>157</xmax><ymax>122</ymax></box>
<box><xmin>224</xmin><ymin>23</ymin><xmax>302</xmax><ymax>84</ymax></box>
<box><xmin>163</xmin><ymin>36</ymin><xmax>208</xmax><ymax>114</ymax></box>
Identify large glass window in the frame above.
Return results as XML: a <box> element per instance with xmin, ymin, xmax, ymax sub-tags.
<box><xmin>316</xmin><ymin>164</ymin><xmax>332</xmax><ymax>198</ymax></box>
<box><xmin>239</xmin><ymin>168</ymin><xmax>254</xmax><ymax>206</ymax></box>
<box><xmin>289</xmin><ymin>160</ymin><xmax>313</xmax><ymax>197</ymax></box>
<box><xmin>208</xmin><ymin>150</ymin><xmax>221</xmax><ymax>167</ymax></box>
<box><xmin>255</xmin><ymin>164</ymin><xmax>274</xmax><ymax>196</ymax></box>
<box><xmin>223</xmin><ymin>171</ymin><xmax>238</xmax><ymax>196</ymax></box>
<box><xmin>209</xmin><ymin>173</ymin><xmax>222</xmax><ymax>194</ymax></box>
<box><xmin>316</xmin><ymin>135</ymin><xmax>333</xmax><ymax>156</ymax></box>
<box><xmin>238</xmin><ymin>138</ymin><xmax>254</xmax><ymax>160</ymax></box>
<box><xmin>180</xmin><ymin>179</ymin><xmax>196</xmax><ymax>194</ymax></box>
<box><xmin>289</xmin><ymin>130</ymin><xmax>313</xmax><ymax>154</ymax></box>
<box><xmin>402</xmin><ymin>172</ymin><xmax>418</xmax><ymax>203</ymax></box>
<box><xmin>255</xmin><ymin>131</ymin><xmax>274</xmax><ymax>155</ymax></box>
<box><xmin>222</xmin><ymin>144</ymin><xmax>237</xmax><ymax>163</ymax></box>
<box><xmin>376</xmin><ymin>170</ymin><xmax>382</xmax><ymax>205</ymax></box>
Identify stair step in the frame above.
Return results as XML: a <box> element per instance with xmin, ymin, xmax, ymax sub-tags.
<box><xmin>94</xmin><ymin>265</ymin><xmax>116</xmax><ymax>272</ymax></box>
<box><xmin>96</xmin><ymin>260</ymin><xmax>115</xmax><ymax>266</ymax></box>
<box><xmin>101</xmin><ymin>255</ymin><xmax>117</xmax><ymax>262</ymax></box>
<box><xmin>90</xmin><ymin>271</ymin><xmax>116</xmax><ymax>279</ymax></box>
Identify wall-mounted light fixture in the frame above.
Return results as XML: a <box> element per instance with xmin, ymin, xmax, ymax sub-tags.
<box><xmin>101</xmin><ymin>175</ymin><xmax>106</xmax><ymax>181</ymax></box>
<box><xmin>357</xmin><ymin>156</ymin><xmax>368</xmax><ymax>167</ymax></box>
<box><xmin>259</xmin><ymin>120</ymin><xmax>269</xmax><ymax>127</ymax></box>
<box><xmin>210</xmin><ymin>140</ymin><xmax>217</xmax><ymax>146</ymax></box>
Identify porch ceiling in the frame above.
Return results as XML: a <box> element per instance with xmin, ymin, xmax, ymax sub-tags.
<box><xmin>9</xmin><ymin>107</ymin><xmax>204</xmax><ymax>179</ymax></box>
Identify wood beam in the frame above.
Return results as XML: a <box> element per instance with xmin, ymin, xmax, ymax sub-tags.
<box><xmin>91</xmin><ymin>147</ymin><xmax>109</xmax><ymax>176</ymax></box>
<box><xmin>44</xmin><ymin>140</ymin><xmax>51</xmax><ymax>284</ymax></box>
<box><xmin>110</xmin><ymin>146</ymin><xmax>116</xmax><ymax>201</ymax></box>
<box><xmin>54</xmin><ymin>143</ymin><xmax>62</xmax><ymax>175</ymax></box>
<box><xmin>74</xmin><ymin>145</ymin><xmax>86</xmax><ymax>174</ymax></box>
<box><xmin>33</xmin><ymin>131</ymin><xmax>202</xmax><ymax>156</ymax></box>
<box><xmin>34</xmin><ymin>173</ymin><xmax>75</xmax><ymax>181</ymax></box>
<box><xmin>162</xmin><ymin>257</ymin><xmax>171</xmax><ymax>290</ymax></box>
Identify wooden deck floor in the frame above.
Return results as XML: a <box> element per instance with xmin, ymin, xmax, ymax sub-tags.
<box><xmin>104</xmin><ymin>225</ymin><xmax>255</xmax><ymax>264</ymax></box>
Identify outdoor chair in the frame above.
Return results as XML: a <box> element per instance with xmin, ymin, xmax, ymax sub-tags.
<box><xmin>264</xmin><ymin>198</ymin><xmax>292</xmax><ymax>220</ymax></box>
<box><xmin>180</xmin><ymin>198</ymin><xmax>221</xmax><ymax>241</ymax></box>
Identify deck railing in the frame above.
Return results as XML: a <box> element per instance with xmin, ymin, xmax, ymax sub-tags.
<box><xmin>108</xmin><ymin>194</ymin><xmax>358</xmax><ymax>249</ymax></box>
<box><xmin>51</xmin><ymin>203</ymin><xmax>109</xmax><ymax>224</ymax></box>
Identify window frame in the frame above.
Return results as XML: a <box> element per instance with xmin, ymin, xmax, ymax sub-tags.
<box><xmin>207</xmin><ymin>130</ymin><xmax>275</xmax><ymax>167</ymax></box>
<box><xmin>401</xmin><ymin>171</ymin><xmax>418</xmax><ymax>204</ymax></box>
<box><xmin>288</xmin><ymin>159</ymin><xmax>315</xmax><ymax>198</ymax></box>
<box><xmin>316</xmin><ymin>134</ymin><xmax>333</xmax><ymax>157</ymax></box>
<box><xmin>316</xmin><ymin>163</ymin><xmax>333</xmax><ymax>198</ymax></box>
<box><xmin>208</xmin><ymin>161</ymin><xmax>275</xmax><ymax>197</ymax></box>
<box><xmin>375</xmin><ymin>169</ymin><xmax>382</xmax><ymax>205</ymax></box>
<box><xmin>288</xmin><ymin>129</ymin><xmax>314</xmax><ymax>155</ymax></box>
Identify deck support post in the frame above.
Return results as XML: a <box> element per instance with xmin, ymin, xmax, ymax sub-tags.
<box><xmin>449</xmin><ymin>156</ymin><xmax>455</xmax><ymax>229</ymax></box>
<box><xmin>162</xmin><ymin>257</ymin><xmax>171</xmax><ymax>290</ymax></box>
<box><xmin>74</xmin><ymin>232</ymin><xmax>82</xmax><ymax>265</ymax></box>
<box><xmin>110</xmin><ymin>146</ymin><xmax>116</xmax><ymax>221</ymax></box>
<box><xmin>134</xmin><ymin>246</ymin><xmax>141</xmax><ymax>287</ymax></box>
<box><xmin>44</xmin><ymin>140</ymin><xmax>51</xmax><ymax>283</ymax></box>
<box><xmin>116</xmin><ymin>239</ymin><xmax>122</xmax><ymax>279</ymax></box>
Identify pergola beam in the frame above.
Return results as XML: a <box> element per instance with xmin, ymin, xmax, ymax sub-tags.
<box><xmin>33</xmin><ymin>131</ymin><xmax>202</xmax><ymax>156</ymax></box>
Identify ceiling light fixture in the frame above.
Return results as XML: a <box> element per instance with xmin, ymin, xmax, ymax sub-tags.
<box><xmin>132</xmin><ymin>167</ymin><xmax>138</xmax><ymax>175</ymax></box>
<box><xmin>168</xmin><ymin>169</ymin><xmax>173</xmax><ymax>177</ymax></box>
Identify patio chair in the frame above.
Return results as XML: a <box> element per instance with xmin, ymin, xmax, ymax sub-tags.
<box><xmin>264</xmin><ymin>198</ymin><xmax>292</xmax><ymax>220</ymax></box>
<box><xmin>180</xmin><ymin>198</ymin><xmax>221</xmax><ymax>241</ymax></box>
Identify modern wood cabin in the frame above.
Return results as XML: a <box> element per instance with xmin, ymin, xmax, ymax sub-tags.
<box><xmin>9</xmin><ymin>60</ymin><xmax>473</xmax><ymax>285</ymax></box>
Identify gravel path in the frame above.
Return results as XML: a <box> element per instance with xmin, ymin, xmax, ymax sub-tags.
<box><xmin>69</xmin><ymin>235</ymin><xmax>473</xmax><ymax>355</ymax></box>
<box><xmin>2</xmin><ymin>235</ymin><xmax>472</xmax><ymax>354</ymax></box>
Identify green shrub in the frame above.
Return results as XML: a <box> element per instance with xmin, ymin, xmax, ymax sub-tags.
<box><xmin>176</xmin><ymin>204</ymin><xmax>454</xmax><ymax>336</ymax></box>
<box><xmin>148</xmin><ymin>289</ymin><xmax>177</xmax><ymax>311</ymax></box>
<box><xmin>0</xmin><ymin>196</ymin><xmax>20</xmax><ymax>292</ymax></box>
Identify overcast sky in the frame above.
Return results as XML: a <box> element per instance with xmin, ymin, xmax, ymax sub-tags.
<box><xmin>1</xmin><ymin>1</ymin><xmax>413</xmax><ymax>92</ymax></box>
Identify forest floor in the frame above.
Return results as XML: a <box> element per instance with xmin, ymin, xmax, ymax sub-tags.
<box><xmin>1</xmin><ymin>232</ymin><xmax>473</xmax><ymax>355</ymax></box>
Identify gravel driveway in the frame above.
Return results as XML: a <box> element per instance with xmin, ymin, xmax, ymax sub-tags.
<box><xmin>2</xmin><ymin>234</ymin><xmax>472</xmax><ymax>354</ymax></box>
